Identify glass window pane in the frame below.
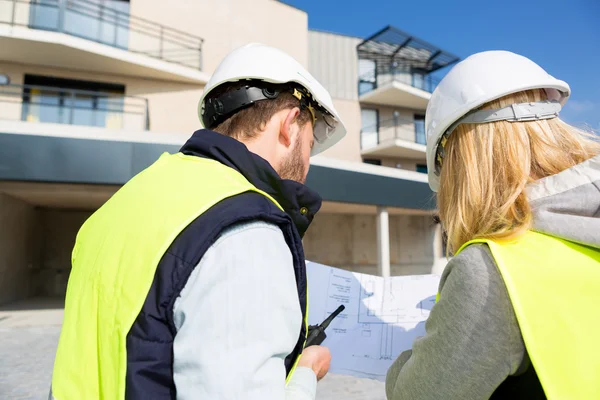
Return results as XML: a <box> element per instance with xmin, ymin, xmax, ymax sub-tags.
<box><xmin>65</xmin><ymin>8</ymin><xmax>101</xmax><ymax>42</ymax></box>
<box><xmin>29</xmin><ymin>1</ymin><xmax>60</xmax><ymax>30</ymax></box>
<box><xmin>105</xmin><ymin>0</ymin><xmax>130</xmax><ymax>49</ymax></box>
<box><xmin>359</xmin><ymin>81</ymin><xmax>375</xmax><ymax>96</ymax></box>
<box><xmin>35</xmin><ymin>0</ymin><xmax>132</xmax><ymax>49</ymax></box>
<box><xmin>414</xmin><ymin>115</ymin><xmax>426</xmax><ymax>145</ymax></box>
<box><xmin>358</xmin><ymin>59</ymin><xmax>377</xmax><ymax>94</ymax></box>
<box><xmin>391</xmin><ymin>64</ymin><xmax>411</xmax><ymax>86</ymax></box>
<box><xmin>361</xmin><ymin>109</ymin><xmax>379</xmax><ymax>150</ymax></box>
<box><xmin>22</xmin><ymin>74</ymin><xmax>127</xmax><ymax>129</ymax></box>
<box><xmin>22</xmin><ymin>88</ymin><xmax>66</xmax><ymax>124</ymax></box>
<box><xmin>98</xmin><ymin>95</ymin><xmax>124</xmax><ymax>128</ymax></box>
<box><xmin>359</xmin><ymin>59</ymin><xmax>376</xmax><ymax>83</ymax></box>
<box><xmin>412</xmin><ymin>73</ymin><xmax>425</xmax><ymax>91</ymax></box>
<box><xmin>71</xmin><ymin>94</ymin><xmax>95</xmax><ymax>126</ymax></box>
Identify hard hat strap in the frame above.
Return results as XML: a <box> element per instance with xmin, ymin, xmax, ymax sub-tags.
<box><xmin>202</xmin><ymin>85</ymin><xmax>280</xmax><ymax>129</ymax></box>
<box><xmin>202</xmin><ymin>81</ymin><xmax>330</xmax><ymax>130</ymax></box>
<box><xmin>457</xmin><ymin>100</ymin><xmax>561</xmax><ymax>126</ymax></box>
<box><xmin>435</xmin><ymin>100</ymin><xmax>562</xmax><ymax>175</ymax></box>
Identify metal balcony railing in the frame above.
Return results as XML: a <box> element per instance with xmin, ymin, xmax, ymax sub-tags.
<box><xmin>0</xmin><ymin>83</ymin><xmax>149</xmax><ymax>130</ymax></box>
<box><xmin>0</xmin><ymin>0</ymin><xmax>204</xmax><ymax>70</ymax></box>
<box><xmin>360</xmin><ymin>116</ymin><xmax>426</xmax><ymax>150</ymax></box>
<box><xmin>358</xmin><ymin>67</ymin><xmax>441</xmax><ymax>96</ymax></box>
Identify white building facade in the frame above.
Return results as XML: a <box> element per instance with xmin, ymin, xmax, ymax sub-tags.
<box><xmin>0</xmin><ymin>0</ymin><xmax>456</xmax><ymax>305</ymax></box>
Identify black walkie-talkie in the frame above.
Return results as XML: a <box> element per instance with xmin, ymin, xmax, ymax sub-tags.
<box><xmin>305</xmin><ymin>305</ymin><xmax>345</xmax><ymax>347</ymax></box>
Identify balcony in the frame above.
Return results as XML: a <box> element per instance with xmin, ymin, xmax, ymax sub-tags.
<box><xmin>358</xmin><ymin>67</ymin><xmax>440</xmax><ymax>109</ymax></box>
<box><xmin>360</xmin><ymin>114</ymin><xmax>427</xmax><ymax>160</ymax></box>
<box><xmin>357</xmin><ymin>26</ymin><xmax>459</xmax><ymax>109</ymax></box>
<box><xmin>0</xmin><ymin>82</ymin><xmax>149</xmax><ymax>130</ymax></box>
<box><xmin>0</xmin><ymin>0</ymin><xmax>209</xmax><ymax>83</ymax></box>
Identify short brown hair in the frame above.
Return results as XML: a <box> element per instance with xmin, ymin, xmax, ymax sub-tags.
<box><xmin>209</xmin><ymin>82</ymin><xmax>313</xmax><ymax>140</ymax></box>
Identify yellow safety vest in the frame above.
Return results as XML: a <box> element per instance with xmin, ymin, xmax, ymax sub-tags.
<box><xmin>455</xmin><ymin>231</ymin><xmax>600</xmax><ymax>399</ymax></box>
<box><xmin>51</xmin><ymin>152</ymin><xmax>308</xmax><ymax>400</ymax></box>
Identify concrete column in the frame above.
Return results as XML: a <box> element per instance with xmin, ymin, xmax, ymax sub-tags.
<box><xmin>376</xmin><ymin>206</ymin><xmax>391</xmax><ymax>278</ymax></box>
<box><xmin>0</xmin><ymin>193</ymin><xmax>37</xmax><ymax>305</ymax></box>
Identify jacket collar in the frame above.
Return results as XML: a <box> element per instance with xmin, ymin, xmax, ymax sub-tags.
<box><xmin>180</xmin><ymin>129</ymin><xmax>322</xmax><ymax>237</ymax></box>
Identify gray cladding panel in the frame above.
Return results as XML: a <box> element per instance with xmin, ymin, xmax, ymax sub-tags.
<box><xmin>308</xmin><ymin>31</ymin><xmax>361</xmax><ymax>101</ymax></box>
<box><xmin>0</xmin><ymin>134</ymin><xmax>133</xmax><ymax>184</ymax></box>
<box><xmin>0</xmin><ymin>133</ymin><xmax>434</xmax><ymax>210</ymax></box>
<box><xmin>306</xmin><ymin>166</ymin><xmax>435</xmax><ymax>210</ymax></box>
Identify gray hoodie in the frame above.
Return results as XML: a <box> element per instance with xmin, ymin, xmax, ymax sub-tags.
<box><xmin>385</xmin><ymin>154</ymin><xmax>600</xmax><ymax>400</ymax></box>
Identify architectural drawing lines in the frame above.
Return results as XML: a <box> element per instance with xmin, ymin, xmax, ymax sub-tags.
<box><xmin>306</xmin><ymin>261</ymin><xmax>440</xmax><ymax>378</ymax></box>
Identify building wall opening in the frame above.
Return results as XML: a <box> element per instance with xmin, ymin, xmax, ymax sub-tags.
<box><xmin>21</xmin><ymin>74</ymin><xmax>126</xmax><ymax>128</ymax></box>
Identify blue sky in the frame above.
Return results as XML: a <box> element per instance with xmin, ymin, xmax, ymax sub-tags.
<box><xmin>283</xmin><ymin>0</ymin><xmax>600</xmax><ymax>130</ymax></box>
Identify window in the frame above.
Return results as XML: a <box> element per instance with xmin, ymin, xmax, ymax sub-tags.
<box><xmin>412</xmin><ymin>72</ymin><xmax>426</xmax><ymax>91</ymax></box>
<box><xmin>414</xmin><ymin>114</ymin><xmax>426</xmax><ymax>145</ymax></box>
<box><xmin>21</xmin><ymin>75</ymin><xmax>126</xmax><ymax>128</ymax></box>
<box><xmin>361</xmin><ymin>108</ymin><xmax>379</xmax><ymax>150</ymax></box>
<box><xmin>416</xmin><ymin>164</ymin><xmax>428</xmax><ymax>174</ymax></box>
<box><xmin>358</xmin><ymin>59</ymin><xmax>377</xmax><ymax>95</ymax></box>
<box><xmin>363</xmin><ymin>159</ymin><xmax>382</xmax><ymax>166</ymax></box>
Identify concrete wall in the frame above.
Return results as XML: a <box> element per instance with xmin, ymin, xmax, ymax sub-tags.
<box><xmin>0</xmin><ymin>201</ymin><xmax>442</xmax><ymax>303</ymax></box>
<box><xmin>1</xmin><ymin>0</ymin><xmax>309</xmax><ymax>136</ymax></box>
<box><xmin>303</xmin><ymin>212</ymin><xmax>439</xmax><ymax>276</ymax></box>
<box><xmin>129</xmin><ymin>0</ymin><xmax>308</xmax><ymax>132</ymax></box>
<box><xmin>34</xmin><ymin>209</ymin><xmax>91</xmax><ymax>297</ymax></box>
<box><xmin>379</xmin><ymin>157</ymin><xmax>421</xmax><ymax>172</ymax></box>
<box><xmin>307</xmin><ymin>30</ymin><xmax>364</xmax><ymax>163</ymax></box>
<box><xmin>0</xmin><ymin>0</ymin><xmax>31</xmax><ymax>27</ymax></box>
<box><xmin>376</xmin><ymin>106</ymin><xmax>420</xmax><ymax>144</ymax></box>
<box><xmin>318</xmin><ymin>98</ymin><xmax>362</xmax><ymax>162</ymax></box>
<box><xmin>308</xmin><ymin>30</ymin><xmax>361</xmax><ymax>101</ymax></box>
<box><xmin>0</xmin><ymin>200</ymin><xmax>92</xmax><ymax>304</ymax></box>
<box><xmin>0</xmin><ymin>193</ymin><xmax>37</xmax><ymax>305</ymax></box>
<box><xmin>1</xmin><ymin>206</ymin><xmax>440</xmax><ymax>302</ymax></box>
<box><xmin>130</xmin><ymin>0</ymin><xmax>308</xmax><ymax>73</ymax></box>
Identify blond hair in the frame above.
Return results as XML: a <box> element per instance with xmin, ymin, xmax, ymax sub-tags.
<box><xmin>438</xmin><ymin>89</ymin><xmax>600</xmax><ymax>255</ymax></box>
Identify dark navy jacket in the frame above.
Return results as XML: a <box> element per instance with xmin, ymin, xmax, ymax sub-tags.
<box><xmin>125</xmin><ymin>130</ymin><xmax>321</xmax><ymax>399</ymax></box>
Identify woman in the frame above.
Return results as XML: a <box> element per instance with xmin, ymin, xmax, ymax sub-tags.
<box><xmin>385</xmin><ymin>51</ymin><xmax>600</xmax><ymax>400</ymax></box>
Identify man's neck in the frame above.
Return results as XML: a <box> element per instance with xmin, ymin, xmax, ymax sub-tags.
<box><xmin>240</xmin><ymin>136</ymin><xmax>280</xmax><ymax>175</ymax></box>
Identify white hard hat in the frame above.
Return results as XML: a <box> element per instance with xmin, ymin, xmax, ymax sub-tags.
<box><xmin>425</xmin><ymin>50</ymin><xmax>570</xmax><ymax>192</ymax></box>
<box><xmin>198</xmin><ymin>43</ymin><xmax>346</xmax><ymax>156</ymax></box>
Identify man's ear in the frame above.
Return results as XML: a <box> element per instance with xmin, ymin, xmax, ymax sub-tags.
<box><xmin>280</xmin><ymin>107</ymin><xmax>301</xmax><ymax>149</ymax></box>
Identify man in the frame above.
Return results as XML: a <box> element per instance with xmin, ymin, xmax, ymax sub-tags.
<box><xmin>50</xmin><ymin>43</ymin><xmax>346</xmax><ymax>399</ymax></box>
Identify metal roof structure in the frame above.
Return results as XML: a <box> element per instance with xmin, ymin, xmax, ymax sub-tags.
<box><xmin>357</xmin><ymin>25</ymin><xmax>460</xmax><ymax>73</ymax></box>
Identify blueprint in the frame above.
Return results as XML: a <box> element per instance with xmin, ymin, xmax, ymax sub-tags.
<box><xmin>306</xmin><ymin>261</ymin><xmax>440</xmax><ymax>380</ymax></box>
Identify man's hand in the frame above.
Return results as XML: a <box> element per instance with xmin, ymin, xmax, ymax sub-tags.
<box><xmin>298</xmin><ymin>345</ymin><xmax>331</xmax><ymax>381</ymax></box>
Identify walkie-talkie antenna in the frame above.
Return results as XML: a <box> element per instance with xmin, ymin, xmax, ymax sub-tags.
<box><xmin>321</xmin><ymin>305</ymin><xmax>345</xmax><ymax>329</ymax></box>
<box><xmin>305</xmin><ymin>304</ymin><xmax>346</xmax><ymax>347</ymax></box>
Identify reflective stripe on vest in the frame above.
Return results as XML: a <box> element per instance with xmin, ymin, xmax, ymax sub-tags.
<box><xmin>453</xmin><ymin>231</ymin><xmax>600</xmax><ymax>399</ymax></box>
<box><xmin>52</xmin><ymin>153</ymin><xmax>308</xmax><ymax>399</ymax></box>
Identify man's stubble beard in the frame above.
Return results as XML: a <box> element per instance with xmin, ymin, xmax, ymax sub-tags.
<box><xmin>278</xmin><ymin>135</ymin><xmax>307</xmax><ymax>184</ymax></box>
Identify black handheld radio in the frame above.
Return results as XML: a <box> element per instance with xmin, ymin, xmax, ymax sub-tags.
<box><xmin>305</xmin><ymin>304</ymin><xmax>345</xmax><ymax>347</ymax></box>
